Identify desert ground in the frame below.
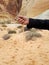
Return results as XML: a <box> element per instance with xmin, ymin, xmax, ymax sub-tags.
<box><xmin>0</xmin><ymin>0</ymin><xmax>49</xmax><ymax>65</ymax></box>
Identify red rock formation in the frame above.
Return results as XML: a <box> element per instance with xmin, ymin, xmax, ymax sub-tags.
<box><xmin>0</xmin><ymin>0</ymin><xmax>22</xmax><ymax>17</ymax></box>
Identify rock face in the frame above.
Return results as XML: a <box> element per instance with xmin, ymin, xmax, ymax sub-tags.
<box><xmin>26</xmin><ymin>0</ymin><xmax>49</xmax><ymax>17</ymax></box>
<box><xmin>20</xmin><ymin>0</ymin><xmax>49</xmax><ymax>17</ymax></box>
<box><xmin>0</xmin><ymin>0</ymin><xmax>22</xmax><ymax>17</ymax></box>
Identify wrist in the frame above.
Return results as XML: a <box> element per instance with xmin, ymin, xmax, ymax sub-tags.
<box><xmin>27</xmin><ymin>18</ymin><xmax>29</xmax><ymax>25</ymax></box>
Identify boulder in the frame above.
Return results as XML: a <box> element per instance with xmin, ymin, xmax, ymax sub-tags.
<box><xmin>2</xmin><ymin>34</ymin><xmax>11</xmax><ymax>40</ymax></box>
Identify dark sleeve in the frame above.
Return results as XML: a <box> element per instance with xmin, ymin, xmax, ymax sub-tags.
<box><xmin>27</xmin><ymin>18</ymin><xmax>49</xmax><ymax>30</ymax></box>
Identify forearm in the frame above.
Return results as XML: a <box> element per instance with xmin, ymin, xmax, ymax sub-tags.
<box><xmin>27</xmin><ymin>18</ymin><xmax>49</xmax><ymax>30</ymax></box>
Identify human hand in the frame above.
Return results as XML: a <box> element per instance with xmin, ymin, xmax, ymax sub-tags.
<box><xmin>17</xmin><ymin>16</ymin><xmax>29</xmax><ymax>25</ymax></box>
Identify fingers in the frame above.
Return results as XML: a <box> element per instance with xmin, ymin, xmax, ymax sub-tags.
<box><xmin>17</xmin><ymin>16</ymin><xmax>29</xmax><ymax>25</ymax></box>
<box><xmin>17</xmin><ymin>17</ymin><xmax>25</xmax><ymax>24</ymax></box>
<box><xmin>18</xmin><ymin>16</ymin><xmax>26</xmax><ymax>20</ymax></box>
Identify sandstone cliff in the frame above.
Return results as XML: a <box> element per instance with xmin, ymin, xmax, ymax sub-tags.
<box><xmin>0</xmin><ymin>0</ymin><xmax>49</xmax><ymax>22</ymax></box>
<box><xmin>0</xmin><ymin>0</ymin><xmax>22</xmax><ymax>18</ymax></box>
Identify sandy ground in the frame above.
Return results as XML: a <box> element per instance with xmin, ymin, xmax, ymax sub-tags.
<box><xmin>0</xmin><ymin>0</ymin><xmax>49</xmax><ymax>65</ymax></box>
<box><xmin>0</xmin><ymin>26</ymin><xmax>49</xmax><ymax>65</ymax></box>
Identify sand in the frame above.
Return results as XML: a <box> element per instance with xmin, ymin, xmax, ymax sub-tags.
<box><xmin>0</xmin><ymin>26</ymin><xmax>49</xmax><ymax>65</ymax></box>
<box><xmin>0</xmin><ymin>0</ymin><xmax>49</xmax><ymax>65</ymax></box>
